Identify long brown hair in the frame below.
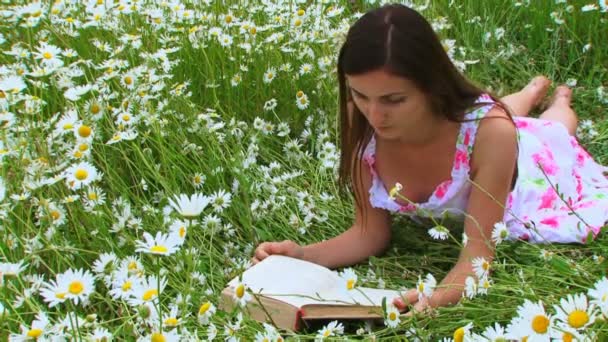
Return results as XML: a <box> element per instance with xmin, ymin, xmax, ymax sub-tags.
<box><xmin>337</xmin><ymin>4</ymin><xmax>516</xmax><ymax>221</ymax></box>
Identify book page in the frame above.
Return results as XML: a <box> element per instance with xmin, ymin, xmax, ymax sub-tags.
<box><xmin>227</xmin><ymin>255</ymin><xmax>400</xmax><ymax>308</ymax></box>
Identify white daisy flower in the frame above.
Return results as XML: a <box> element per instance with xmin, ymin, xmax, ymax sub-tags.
<box><xmin>33</xmin><ymin>42</ymin><xmax>63</xmax><ymax>68</ymax></box>
<box><xmin>169</xmin><ymin>219</ymin><xmax>188</xmax><ymax>244</ymax></box>
<box><xmin>198</xmin><ymin>301</ymin><xmax>216</xmax><ymax>325</ymax></box>
<box><xmin>10</xmin><ymin>312</ymin><xmax>50</xmax><ymax>341</ymax></box>
<box><xmin>41</xmin><ymin>268</ymin><xmax>95</xmax><ymax>307</ymax></box>
<box><xmin>452</xmin><ymin>322</ymin><xmax>473</xmax><ymax>342</ymax></box>
<box><xmin>477</xmin><ymin>275</ymin><xmax>492</xmax><ymax>296</ymax></box>
<box><xmin>0</xmin><ymin>75</ymin><xmax>27</xmax><ymax>94</ymax></box>
<box><xmin>315</xmin><ymin>320</ymin><xmax>344</xmax><ymax>340</ymax></box>
<box><xmin>553</xmin><ymin>293</ymin><xmax>597</xmax><ymax>330</ymax></box>
<box><xmin>144</xmin><ymin>330</ymin><xmax>180</xmax><ymax>342</ymax></box>
<box><xmin>263</xmin><ymin>67</ymin><xmax>277</xmax><ymax>84</ymax></box>
<box><xmin>480</xmin><ymin>322</ymin><xmax>507</xmax><ymax>341</ymax></box>
<box><xmin>491</xmin><ymin>221</ymin><xmax>509</xmax><ymax>244</ymax></box>
<box><xmin>232</xmin><ymin>281</ymin><xmax>252</xmax><ymax>307</ymax></box>
<box><xmin>169</xmin><ymin>193</ymin><xmax>211</xmax><ymax>218</ymax></box>
<box><xmin>120</xmin><ymin>73</ymin><xmax>137</xmax><ymax>89</ymax></box>
<box><xmin>64</xmin><ymin>84</ymin><xmax>93</xmax><ymax>101</ymax></box>
<box><xmin>63</xmin><ymin>161</ymin><xmax>100</xmax><ymax>190</ymax></box>
<box><xmin>230</xmin><ymin>73</ymin><xmax>242</xmax><ymax>87</ymax></box>
<box><xmin>218</xmin><ymin>33</ymin><xmax>233</xmax><ymax>47</ymax></box>
<box><xmin>296</xmin><ymin>93</ymin><xmax>309</xmax><ymax>110</ymax></box>
<box><xmin>384</xmin><ymin>303</ymin><xmax>400</xmax><ymax>328</ymax></box>
<box><xmin>128</xmin><ymin>275</ymin><xmax>167</xmax><ymax>307</ymax></box>
<box><xmin>91</xmin><ymin>252</ymin><xmax>118</xmax><ymax>276</ymax></box>
<box><xmin>507</xmin><ymin>299</ymin><xmax>555</xmax><ymax>340</ymax></box>
<box><xmin>428</xmin><ymin>225</ymin><xmax>449</xmax><ymax>240</ymax></box>
<box><xmin>416</xmin><ymin>273</ymin><xmax>436</xmax><ymax>300</ymax></box>
<box><xmin>210</xmin><ymin>189</ymin><xmax>232</xmax><ymax>213</ymax></box>
<box><xmin>472</xmin><ymin>257</ymin><xmax>491</xmax><ymax>278</ymax></box>
<box><xmin>464</xmin><ymin>276</ymin><xmax>477</xmax><ymax>299</ymax></box>
<box><xmin>588</xmin><ymin>276</ymin><xmax>608</xmax><ymax>318</ymax></box>
<box><xmin>88</xmin><ymin>327</ymin><xmax>112</xmax><ymax>341</ymax></box>
<box><xmin>135</xmin><ymin>231</ymin><xmax>182</xmax><ymax>256</ymax></box>
<box><xmin>299</xmin><ymin>63</ymin><xmax>313</xmax><ymax>75</ymax></box>
<box><xmin>339</xmin><ymin>268</ymin><xmax>358</xmax><ymax>291</ymax></box>
<box><xmin>263</xmin><ymin>98</ymin><xmax>278</xmax><ymax>111</ymax></box>
<box><xmin>74</xmin><ymin>123</ymin><xmax>94</xmax><ymax>140</ymax></box>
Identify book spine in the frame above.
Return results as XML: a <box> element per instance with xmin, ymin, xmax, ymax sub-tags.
<box><xmin>294</xmin><ymin>308</ymin><xmax>304</xmax><ymax>331</ymax></box>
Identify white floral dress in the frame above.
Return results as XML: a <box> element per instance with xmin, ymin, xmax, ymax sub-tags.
<box><xmin>362</xmin><ymin>93</ymin><xmax>608</xmax><ymax>244</ymax></box>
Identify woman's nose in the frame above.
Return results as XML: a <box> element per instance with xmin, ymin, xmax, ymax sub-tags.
<box><xmin>368</xmin><ymin>101</ymin><xmax>386</xmax><ymax>124</ymax></box>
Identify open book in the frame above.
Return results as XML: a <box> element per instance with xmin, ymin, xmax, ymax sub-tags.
<box><xmin>219</xmin><ymin>255</ymin><xmax>401</xmax><ymax>331</ymax></box>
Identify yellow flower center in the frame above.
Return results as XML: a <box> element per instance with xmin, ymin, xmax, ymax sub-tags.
<box><xmin>66</xmin><ymin>17</ymin><xmax>74</xmax><ymax>23</ymax></box>
<box><xmin>63</xmin><ymin>123</ymin><xmax>74</xmax><ymax>130</ymax></box>
<box><xmin>567</xmin><ymin>310</ymin><xmax>589</xmax><ymax>328</ymax></box>
<box><xmin>388</xmin><ymin>312</ymin><xmax>397</xmax><ymax>321</ymax></box>
<box><xmin>249</xmin><ymin>27</ymin><xmax>257</xmax><ymax>35</ymax></box>
<box><xmin>267</xmin><ymin>73</ymin><xmax>273</xmax><ymax>79</ymax></box>
<box><xmin>294</xmin><ymin>19</ymin><xmax>302</xmax><ymax>27</ymax></box>
<box><xmin>56</xmin><ymin>292</ymin><xmax>66</xmax><ymax>299</ymax></box>
<box><xmin>69</xmin><ymin>280</ymin><xmax>84</xmax><ymax>295</ymax></box>
<box><xmin>225</xmin><ymin>15</ymin><xmax>232</xmax><ymax>23</ymax></box>
<box><xmin>50</xmin><ymin>210</ymin><xmax>61</xmax><ymax>220</ymax></box>
<box><xmin>124</xmin><ymin>76</ymin><xmax>133</xmax><ymax>85</ymax></box>
<box><xmin>346</xmin><ymin>279</ymin><xmax>355</xmax><ymax>290</ymax></box>
<box><xmin>122</xmin><ymin>281</ymin><xmax>132</xmax><ymax>291</ymax></box>
<box><xmin>164</xmin><ymin>317</ymin><xmax>178</xmax><ymax>326</ymax></box>
<box><xmin>90</xmin><ymin>103</ymin><xmax>101</xmax><ymax>114</ymax></box>
<box><xmin>296</xmin><ymin>90</ymin><xmax>304</xmax><ymax>98</ymax></box>
<box><xmin>150</xmin><ymin>245</ymin><xmax>168</xmax><ymax>253</ymax></box>
<box><xmin>27</xmin><ymin>329</ymin><xmax>43</xmax><ymax>338</ymax></box>
<box><xmin>143</xmin><ymin>289</ymin><xmax>158</xmax><ymax>301</ymax></box>
<box><xmin>88</xmin><ymin>192</ymin><xmax>98</xmax><ymax>200</ymax></box>
<box><xmin>299</xmin><ymin>97</ymin><xmax>307</xmax><ymax>104</ymax></box>
<box><xmin>43</xmin><ymin>52</ymin><xmax>52</xmax><ymax>59</ymax></box>
<box><xmin>562</xmin><ymin>332</ymin><xmax>574</xmax><ymax>342</ymax></box>
<box><xmin>151</xmin><ymin>333</ymin><xmax>166</xmax><ymax>342</ymax></box>
<box><xmin>128</xmin><ymin>261</ymin><xmax>137</xmax><ymax>270</ymax></box>
<box><xmin>154</xmin><ymin>17</ymin><xmax>161</xmax><ymax>24</ymax></box>
<box><xmin>199</xmin><ymin>302</ymin><xmax>211</xmax><ymax>314</ymax></box>
<box><xmin>79</xmin><ymin>144</ymin><xmax>89</xmax><ymax>151</ymax></box>
<box><xmin>602</xmin><ymin>294</ymin><xmax>606</xmax><ymax>302</ymax></box>
<box><xmin>179</xmin><ymin>226</ymin><xmax>186</xmax><ymax>238</ymax></box>
<box><xmin>531</xmin><ymin>314</ymin><xmax>549</xmax><ymax>333</ymax></box>
<box><xmin>236</xmin><ymin>284</ymin><xmax>245</xmax><ymax>298</ymax></box>
<box><xmin>418</xmin><ymin>283</ymin><xmax>425</xmax><ymax>292</ymax></box>
<box><xmin>297</xmin><ymin>9</ymin><xmax>305</xmax><ymax>16</ymax></box>
<box><xmin>75</xmin><ymin>169</ymin><xmax>88</xmax><ymax>180</ymax></box>
<box><xmin>78</xmin><ymin>125</ymin><xmax>92</xmax><ymax>137</ymax></box>
<box><xmin>194</xmin><ymin>175</ymin><xmax>201</xmax><ymax>183</ymax></box>
<box><xmin>323</xmin><ymin>330</ymin><xmax>331</xmax><ymax>337</ymax></box>
<box><xmin>482</xmin><ymin>261</ymin><xmax>489</xmax><ymax>271</ymax></box>
<box><xmin>122</xmin><ymin>114</ymin><xmax>131</xmax><ymax>122</ymax></box>
<box><xmin>73</xmin><ymin>151</ymin><xmax>83</xmax><ymax>158</ymax></box>
<box><xmin>0</xmin><ymin>90</ymin><xmax>5</xmax><ymax>98</ymax></box>
<box><xmin>453</xmin><ymin>327</ymin><xmax>465</xmax><ymax>342</ymax></box>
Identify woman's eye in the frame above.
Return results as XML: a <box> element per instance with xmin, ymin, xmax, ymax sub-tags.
<box><xmin>385</xmin><ymin>97</ymin><xmax>405</xmax><ymax>104</ymax></box>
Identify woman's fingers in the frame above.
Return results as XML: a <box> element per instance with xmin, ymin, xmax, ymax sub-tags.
<box><xmin>392</xmin><ymin>289</ymin><xmax>418</xmax><ymax>311</ymax></box>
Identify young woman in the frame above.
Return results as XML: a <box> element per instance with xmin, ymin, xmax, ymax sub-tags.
<box><xmin>252</xmin><ymin>4</ymin><xmax>608</xmax><ymax>314</ymax></box>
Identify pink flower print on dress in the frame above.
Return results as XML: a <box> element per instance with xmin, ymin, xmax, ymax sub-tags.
<box><xmin>463</xmin><ymin>128</ymin><xmax>472</xmax><ymax>147</ymax></box>
<box><xmin>531</xmin><ymin>148</ymin><xmax>559</xmax><ymax>176</ymax></box>
<box><xmin>434</xmin><ymin>180</ymin><xmax>452</xmax><ymax>200</ymax></box>
<box><xmin>539</xmin><ymin>216</ymin><xmax>559</xmax><ymax>229</ymax></box>
<box><xmin>538</xmin><ymin>187</ymin><xmax>558</xmax><ymax>210</ymax></box>
<box><xmin>398</xmin><ymin>203</ymin><xmax>417</xmax><ymax>213</ymax></box>
<box><xmin>515</xmin><ymin>119</ymin><xmax>531</xmax><ymax>130</ymax></box>
<box><xmin>453</xmin><ymin>148</ymin><xmax>469</xmax><ymax>171</ymax></box>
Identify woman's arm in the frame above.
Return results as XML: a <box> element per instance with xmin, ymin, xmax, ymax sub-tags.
<box><xmin>427</xmin><ymin>108</ymin><xmax>519</xmax><ymax>309</ymax></box>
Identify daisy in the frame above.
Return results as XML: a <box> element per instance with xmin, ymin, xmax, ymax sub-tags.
<box><xmin>416</xmin><ymin>273</ymin><xmax>436</xmax><ymax>300</ymax></box>
<box><xmin>508</xmin><ymin>299</ymin><xmax>555</xmax><ymax>340</ymax></box>
<box><xmin>169</xmin><ymin>193</ymin><xmax>211</xmax><ymax>218</ymax></box>
<box><xmin>588</xmin><ymin>276</ymin><xmax>608</xmax><ymax>318</ymax></box>
<box><xmin>41</xmin><ymin>268</ymin><xmax>95</xmax><ymax>307</ymax></box>
<box><xmin>169</xmin><ymin>219</ymin><xmax>188</xmax><ymax>244</ymax></box>
<box><xmin>428</xmin><ymin>225</ymin><xmax>449</xmax><ymax>240</ymax></box>
<box><xmin>198</xmin><ymin>301</ymin><xmax>216</xmax><ymax>325</ymax></box>
<box><xmin>91</xmin><ymin>252</ymin><xmax>117</xmax><ymax>277</ymax></box>
<box><xmin>464</xmin><ymin>276</ymin><xmax>478</xmax><ymax>299</ymax></box>
<box><xmin>63</xmin><ymin>161</ymin><xmax>100</xmax><ymax>190</ymax></box>
<box><xmin>263</xmin><ymin>67</ymin><xmax>277</xmax><ymax>84</ymax></box>
<box><xmin>601</xmin><ymin>0</ymin><xmax>608</xmax><ymax>12</ymax></box>
<box><xmin>232</xmin><ymin>280</ymin><xmax>252</xmax><ymax>307</ymax></box>
<box><xmin>108</xmin><ymin>269</ymin><xmax>140</xmax><ymax>300</ymax></box>
<box><xmin>477</xmin><ymin>275</ymin><xmax>492</xmax><ymax>296</ymax></box>
<box><xmin>33</xmin><ymin>42</ymin><xmax>63</xmax><ymax>68</ymax></box>
<box><xmin>554</xmin><ymin>293</ymin><xmax>597</xmax><ymax>330</ymax></box>
<box><xmin>384</xmin><ymin>303</ymin><xmax>400</xmax><ymax>328</ymax></box>
<box><xmin>315</xmin><ymin>320</ymin><xmax>344</xmax><ymax>341</ymax></box>
<box><xmin>64</xmin><ymin>84</ymin><xmax>92</xmax><ymax>101</ymax></box>
<box><xmin>452</xmin><ymin>322</ymin><xmax>473</xmax><ymax>342</ymax></box>
<box><xmin>54</xmin><ymin>110</ymin><xmax>80</xmax><ymax>136</ymax></box>
<box><xmin>296</xmin><ymin>93</ymin><xmax>309</xmax><ymax>110</ymax></box>
<box><xmin>339</xmin><ymin>268</ymin><xmax>357</xmax><ymax>291</ymax></box>
<box><xmin>0</xmin><ymin>75</ymin><xmax>27</xmax><ymax>94</ymax></box>
<box><xmin>299</xmin><ymin>63</ymin><xmax>313</xmax><ymax>75</ymax></box>
<box><xmin>192</xmin><ymin>173</ymin><xmax>206</xmax><ymax>188</ymax></box>
<box><xmin>121</xmin><ymin>256</ymin><xmax>143</xmax><ymax>276</ymax></box>
<box><xmin>230</xmin><ymin>73</ymin><xmax>242</xmax><ymax>87</ymax></box>
<box><xmin>480</xmin><ymin>322</ymin><xmax>507</xmax><ymax>341</ymax></box>
<box><xmin>135</xmin><ymin>231</ymin><xmax>181</xmax><ymax>256</ymax></box>
<box><xmin>472</xmin><ymin>257</ymin><xmax>491</xmax><ymax>278</ymax></box>
<box><xmin>10</xmin><ymin>312</ymin><xmax>50</xmax><ymax>341</ymax></box>
<box><xmin>263</xmin><ymin>98</ymin><xmax>278</xmax><ymax>111</ymax></box>
<box><xmin>210</xmin><ymin>189</ymin><xmax>232</xmax><ymax>213</ymax></box>
<box><xmin>128</xmin><ymin>275</ymin><xmax>167</xmax><ymax>307</ymax></box>
<box><xmin>88</xmin><ymin>327</ymin><xmax>112</xmax><ymax>341</ymax></box>
<box><xmin>74</xmin><ymin>123</ymin><xmax>94</xmax><ymax>140</ymax></box>
<box><xmin>144</xmin><ymin>330</ymin><xmax>180</xmax><ymax>342</ymax></box>
<box><xmin>218</xmin><ymin>33</ymin><xmax>233</xmax><ymax>47</ymax></box>
<box><xmin>491</xmin><ymin>221</ymin><xmax>509</xmax><ymax>244</ymax></box>
<box><xmin>120</xmin><ymin>72</ymin><xmax>137</xmax><ymax>89</ymax></box>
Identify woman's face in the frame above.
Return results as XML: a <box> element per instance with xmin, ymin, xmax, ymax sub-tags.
<box><xmin>345</xmin><ymin>69</ymin><xmax>435</xmax><ymax>141</ymax></box>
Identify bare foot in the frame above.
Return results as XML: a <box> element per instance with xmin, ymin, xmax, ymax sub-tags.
<box><xmin>539</xmin><ymin>85</ymin><xmax>578</xmax><ymax>135</ymax></box>
<box><xmin>501</xmin><ymin>75</ymin><xmax>551</xmax><ymax>116</ymax></box>
<box><xmin>523</xmin><ymin>76</ymin><xmax>552</xmax><ymax>108</ymax></box>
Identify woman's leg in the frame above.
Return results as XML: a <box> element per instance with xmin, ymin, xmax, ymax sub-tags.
<box><xmin>500</xmin><ymin>76</ymin><xmax>551</xmax><ymax>117</ymax></box>
<box><xmin>538</xmin><ymin>85</ymin><xmax>578</xmax><ymax>136</ymax></box>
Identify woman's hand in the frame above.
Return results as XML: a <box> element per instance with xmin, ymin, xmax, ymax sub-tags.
<box><xmin>392</xmin><ymin>289</ymin><xmax>418</xmax><ymax>312</ymax></box>
<box><xmin>251</xmin><ymin>240</ymin><xmax>304</xmax><ymax>265</ymax></box>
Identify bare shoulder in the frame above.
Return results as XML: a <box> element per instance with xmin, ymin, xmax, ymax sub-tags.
<box><xmin>471</xmin><ymin>106</ymin><xmax>518</xmax><ymax>174</ymax></box>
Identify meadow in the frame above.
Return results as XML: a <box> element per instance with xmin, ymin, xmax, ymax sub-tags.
<box><xmin>0</xmin><ymin>0</ymin><xmax>607</xmax><ymax>340</ymax></box>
